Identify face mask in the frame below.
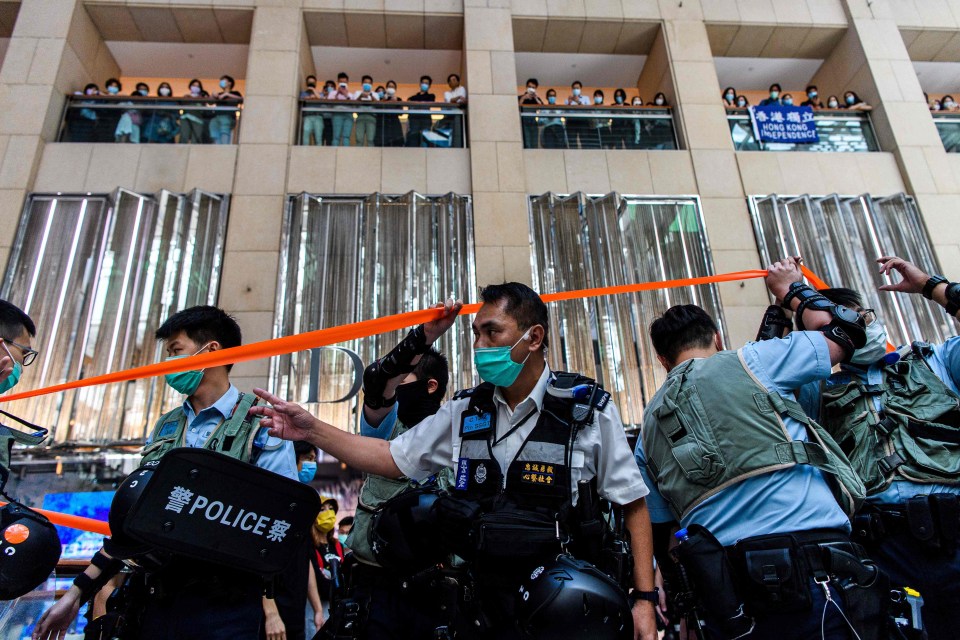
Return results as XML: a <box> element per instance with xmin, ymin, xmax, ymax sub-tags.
<box><xmin>339</xmin><ymin>82</ymin><xmax>348</xmax><ymax>89</ymax></box>
<box><xmin>828</xmin><ymin>100</ymin><xmax>838</xmax><ymax>108</ymax></box>
<box><xmin>572</xmin><ymin>88</ymin><xmax>581</xmax><ymax>96</ymax></box>
<box><xmin>850</xmin><ymin>321</ymin><xmax>888</xmax><ymax>365</ymax></box>
<box><xmin>547</xmin><ymin>96</ymin><xmax>556</xmax><ymax>104</ymax></box>
<box><xmin>137</xmin><ymin>89</ymin><xmax>147</xmax><ymax>96</ymax></box>
<box><xmin>594</xmin><ymin>96</ymin><xmax>603</xmax><ymax>104</ymax></box>
<box><xmin>395</xmin><ymin>378</ymin><xmax>442</xmax><ymax>427</ymax></box>
<box><xmin>526</xmin><ymin>86</ymin><xmax>536</xmax><ymax>94</ymax></box>
<box><xmin>474</xmin><ymin>330</ymin><xmax>531</xmax><ymax>388</ymax></box>
<box><xmin>769</xmin><ymin>90</ymin><xmax>779</xmax><ymax>100</ymax></box>
<box><xmin>362</xmin><ymin>83</ymin><xmax>372</xmax><ymax>92</ymax></box>
<box><xmin>307</xmin><ymin>81</ymin><xmax>317</xmax><ymax>88</ymax></box>
<box><xmin>725</xmin><ymin>92</ymin><xmax>734</xmax><ymax>101</ymax></box>
<box><xmin>377</xmin><ymin>91</ymin><xmax>385</xmax><ymax>99</ymax></box>
<box><xmin>0</xmin><ymin>362</ymin><xmax>22</xmax><ymax>394</ymax></box>
<box><xmin>615</xmin><ymin>95</ymin><xmax>624</xmax><ymax>104</ymax></box>
<box><xmin>420</xmin><ymin>83</ymin><xmax>430</xmax><ymax>92</ymax></box>
<box><xmin>633</xmin><ymin>99</ymin><xmax>642</xmax><ymax>105</ymax></box>
<box><xmin>655</xmin><ymin>98</ymin><xmax>664</xmax><ymax>106</ymax></box>
<box><xmin>219</xmin><ymin>79</ymin><xmax>228</xmax><ymax>89</ymax></box>
<box><xmin>737</xmin><ymin>99</ymin><xmax>746</xmax><ymax>107</ymax></box>
<box><xmin>386</xmin><ymin>87</ymin><xmax>396</xmax><ymax>95</ymax></box>
<box><xmin>107</xmin><ymin>86</ymin><xmax>119</xmax><ymax>95</ymax></box>
<box><xmin>315</xmin><ymin>509</ymin><xmax>336</xmax><ymax>534</ymax></box>
<box><xmin>163</xmin><ymin>343</ymin><xmax>212</xmax><ymax>396</ymax></box>
<box><xmin>190</xmin><ymin>86</ymin><xmax>200</xmax><ymax>95</ymax></box>
<box><xmin>808</xmin><ymin>91</ymin><xmax>818</xmax><ymax>99</ymax></box>
<box><xmin>160</xmin><ymin>88</ymin><xmax>171</xmax><ymax>96</ymax></box>
<box><xmin>846</xmin><ymin>95</ymin><xmax>856</xmax><ymax>105</ymax></box>
<box><xmin>784</xmin><ymin>97</ymin><xmax>794</xmax><ymax>106</ymax></box>
<box><xmin>338</xmin><ymin>533</ymin><xmax>349</xmax><ymax>545</ymax></box>
<box><xmin>298</xmin><ymin>460</ymin><xmax>317</xmax><ymax>483</ymax></box>
<box><xmin>934</xmin><ymin>102</ymin><xmax>942</xmax><ymax>111</ymax></box>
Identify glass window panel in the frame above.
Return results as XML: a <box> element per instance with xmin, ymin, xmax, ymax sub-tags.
<box><xmin>528</xmin><ymin>193</ymin><xmax>725</xmax><ymax>429</ymax></box>
<box><xmin>272</xmin><ymin>192</ymin><xmax>476</xmax><ymax>433</ymax></box>
<box><xmin>749</xmin><ymin>193</ymin><xmax>955</xmax><ymax>346</ymax></box>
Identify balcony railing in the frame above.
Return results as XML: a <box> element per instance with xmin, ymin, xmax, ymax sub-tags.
<box><xmin>519</xmin><ymin>105</ymin><xmax>678</xmax><ymax>150</ymax></box>
<box><xmin>58</xmin><ymin>95</ymin><xmax>243</xmax><ymax>144</ymax></box>
<box><xmin>726</xmin><ymin>108</ymin><xmax>879</xmax><ymax>152</ymax></box>
<box><xmin>934</xmin><ymin>113</ymin><xmax>960</xmax><ymax>152</ymax></box>
<box><xmin>298</xmin><ymin>100</ymin><xmax>467</xmax><ymax>148</ymax></box>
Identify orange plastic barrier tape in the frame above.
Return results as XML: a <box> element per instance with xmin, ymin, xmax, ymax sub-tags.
<box><xmin>0</xmin><ymin>268</ymin><xmax>770</xmax><ymax>404</ymax></box>
<box><xmin>0</xmin><ymin>501</ymin><xmax>111</xmax><ymax>536</ymax></box>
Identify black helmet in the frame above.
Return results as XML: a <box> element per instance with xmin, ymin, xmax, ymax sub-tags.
<box><xmin>0</xmin><ymin>501</ymin><xmax>61</xmax><ymax>600</ymax></box>
<box><xmin>106</xmin><ymin>461</ymin><xmax>160</xmax><ymax>562</ymax></box>
<box><xmin>516</xmin><ymin>555</ymin><xmax>633</xmax><ymax>640</ymax></box>
<box><xmin>370</xmin><ymin>487</ymin><xmax>445</xmax><ymax>571</ymax></box>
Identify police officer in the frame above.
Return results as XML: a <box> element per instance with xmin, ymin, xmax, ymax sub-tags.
<box><xmin>251</xmin><ymin>284</ymin><xmax>659</xmax><ymax>640</ymax></box>
<box><xmin>33</xmin><ymin>306</ymin><xmax>298</xmax><ymax>640</ymax></box>
<box><xmin>0</xmin><ymin>299</ymin><xmax>39</xmax><ymax>394</ymax></box>
<box><xmin>635</xmin><ymin>258</ymin><xmax>880</xmax><ymax>640</ymax></box>
<box><xmin>346</xmin><ymin>346</ymin><xmax>453</xmax><ymax>639</ymax></box>
<box><xmin>798</xmin><ymin>256</ymin><xmax>960</xmax><ymax>640</ymax></box>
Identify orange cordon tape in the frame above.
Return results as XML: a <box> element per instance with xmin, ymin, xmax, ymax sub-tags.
<box><xmin>0</xmin><ymin>501</ymin><xmax>111</xmax><ymax>536</ymax></box>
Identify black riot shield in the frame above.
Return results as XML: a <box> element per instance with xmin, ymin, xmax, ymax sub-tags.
<box><xmin>123</xmin><ymin>448</ymin><xmax>320</xmax><ymax>576</ymax></box>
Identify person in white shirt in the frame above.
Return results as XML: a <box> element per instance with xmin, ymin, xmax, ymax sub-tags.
<box><xmin>565</xmin><ymin>80</ymin><xmax>591</xmax><ymax>149</ymax></box>
<box><xmin>441</xmin><ymin>73</ymin><xmax>467</xmax><ymax>147</ymax></box>
<box><xmin>354</xmin><ymin>74</ymin><xmax>379</xmax><ymax>147</ymax></box>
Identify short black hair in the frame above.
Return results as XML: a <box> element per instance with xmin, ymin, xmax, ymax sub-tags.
<box><xmin>156</xmin><ymin>305</ymin><xmax>242</xmax><ymax>371</ymax></box>
<box><xmin>339</xmin><ymin>516</ymin><xmax>354</xmax><ymax>527</ymax></box>
<box><xmin>105</xmin><ymin>77</ymin><xmax>121</xmax><ymax>88</ymax></box>
<box><xmin>294</xmin><ymin>440</ymin><xmax>318</xmax><ymax>460</ymax></box>
<box><xmin>448</xmin><ymin>73</ymin><xmax>460</xmax><ymax>83</ymax></box>
<box><xmin>337</xmin><ymin>72</ymin><xmax>348</xmax><ymax>80</ymax></box>
<box><xmin>420</xmin><ymin>75</ymin><xmax>432</xmax><ymax>85</ymax></box>
<box><xmin>221</xmin><ymin>75</ymin><xmax>235</xmax><ymax>87</ymax></box>
<box><xmin>769</xmin><ymin>83</ymin><xmax>781</xmax><ymax>92</ymax></box>
<box><xmin>806</xmin><ymin>84</ymin><xmax>818</xmax><ymax>92</ymax></box>
<box><xmin>306</xmin><ymin>75</ymin><xmax>316</xmax><ymax>82</ymax></box>
<box><xmin>362</xmin><ymin>74</ymin><xmax>373</xmax><ymax>83</ymax></box>
<box><xmin>819</xmin><ymin>287</ymin><xmax>864</xmax><ymax>310</ymax></box>
<box><xmin>649</xmin><ymin>305</ymin><xmax>718</xmax><ymax>364</ymax></box>
<box><xmin>189</xmin><ymin>78</ymin><xmax>203</xmax><ymax>89</ymax></box>
<box><xmin>572</xmin><ymin>80</ymin><xmax>582</xmax><ymax>88</ymax></box>
<box><xmin>0</xmin><ymin>300</ymin><xmax>36</xmax><ymax>341</ymax></box>
<box><xmin>83</xmin><ymin>82</ymin><xmax>99</xmax><ymax>93</ymax></box>
<box><xmin>412</xmin><ymin>347</ymin><xmax>449</xmax><ymax>397</ymax></box>
<box><xmin>480</xmin><ymin>283</ymin><xmax>550</xmax><ymax>348</ymax></box>
<box><xmin>526</xmin><ymin>78</ymin><xmax>539</xmax><ymax>87</ymax></box>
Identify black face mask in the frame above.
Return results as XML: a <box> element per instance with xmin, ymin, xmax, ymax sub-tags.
<box><xmin>395</xmin><ymin>378</ymin><xmax>441</xmax><ymax>427</ymax></box>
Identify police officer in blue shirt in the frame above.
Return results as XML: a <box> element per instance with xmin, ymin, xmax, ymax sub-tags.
<box><xmin>34</xmin><ymin>306</ymin><xmax>298</xmax><ymax>640</ymax></box>
<box><xmin>797</xmin><ymin>256</ymin><xmax>960</xmax><ymax>640</ymax></box>
<box><xmin>635</xmin><ymin>258</ymin><xmax>884</xmax><ymax>640</ymax></box>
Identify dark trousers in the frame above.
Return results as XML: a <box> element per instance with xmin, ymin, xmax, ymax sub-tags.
<box><xmin>542</xmin><ymin>124</ymin><xmax>566</xmax><ymax>148</ymax></box>
<box><xmin>137</xmin><ymin>577</ymin><xmax>263</xmax><ymax>640</ymax></box>
<box><xmin>864</xmin><ymin>532</ymin><xmax>959</xmax><ymax>640</ymax></box>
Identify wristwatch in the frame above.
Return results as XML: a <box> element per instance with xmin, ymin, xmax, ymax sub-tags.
<box><xmin>629</xmin><ymin>587</ymin><xmax>659</xmax><ymax>605</ymax></box>
<box><xmin>922</xmin><ymin>275</ymin><xmax>948</xmax><ymax>300</ymax></box>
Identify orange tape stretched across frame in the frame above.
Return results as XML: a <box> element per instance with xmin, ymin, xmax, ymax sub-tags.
<box><xmin>0</xmin><ymin>501</ymin><xmax>111</xmax><ymax>536</ymax></box>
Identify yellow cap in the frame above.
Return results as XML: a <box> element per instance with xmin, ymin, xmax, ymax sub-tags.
<box><xmin>904</xmin><ymin>587</ymin><xmax>920</xmax><ymax>598</ymax></box>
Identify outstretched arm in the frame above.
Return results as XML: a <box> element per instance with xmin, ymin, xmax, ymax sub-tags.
<box><xmin>878</xmin><ymin>256</ymin><xmax>958</xmax><ymax>318</ymax></box>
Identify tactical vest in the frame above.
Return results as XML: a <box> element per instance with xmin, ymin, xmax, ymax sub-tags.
<box><xmin>643</xmin><ymin>351</ymin><xmax>865</xmax><ymax>521</ymax></box>
<box><xmin>819</xmin><ymin>343</ymin><xmax>960</xmax><ymax>495</ymax></box>
<box><xmin>139</xmin><ymin>392</ymin><xmax>263</xmax><ymax>466</ymax></box>
<box><xmin>452</xmin><ymin>372</ymin><xmax>611</xmax><ymax>515</ymax></box>
<box><xmin>348</xmin><ymin>417</ymin><xmax>454</xmax><ymax>566</ymax></box>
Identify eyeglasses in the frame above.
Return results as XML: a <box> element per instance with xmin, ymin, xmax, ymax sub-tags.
<box><xmin>860</xmin><ymin>309</ymin><xmax>877</xmax><ymax>326</ymax></box>
<box><xmin>2</xmin><ymin>339</ymin><xmax>39</xmax><ymax>367</ymax></box>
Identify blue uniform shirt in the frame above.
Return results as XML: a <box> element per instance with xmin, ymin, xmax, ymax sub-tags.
<box><xmin>181</xmin><ymin>384</ymin><xmax>298</xmax><ymax>481</ymax></box>
<box><xmin>798</xmin><ymin>334</ymin><xmax>960</xmax><ymax>505</ymax></box>
<box><xmin>360</xmin><ymin>404</ymin><xmax>398</xmax><ymax>440</ymax></box>
<box><xmin>635</xmin><ymin>332</ymin><xmax>852</xmax><ymax>546</ymax></box>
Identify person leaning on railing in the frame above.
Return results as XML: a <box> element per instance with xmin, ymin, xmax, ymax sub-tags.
<box><xmin>300</xmin><ymin>75</ymin><xmax>324</xmax><ymax>146</ymax></box>
<box><xmin>519</xmin><ymin>78</ymin><xmax>544</xmax><ymax>149</ymax></box>
<box><xmin>842</xmin><ymin>91</ymin><xmax>872</xmax><ymax>111</ymax></box>
<box><xmin>354</xmin><ymin>75</ymin><xmax>379</xmax><ymax>148</ymax></box>
<box><xmin>143</xmin><ymin>82</ymin><xmax>178</xmax><ymax>144</ymax></box>
<box><xmin>378</xmin><ymin>80</ymin><xmax>404</xmax><ymax>147</ymax></box>
<box><xmin>540</xmin><ymin>89</ymin><xmax>567</xmax><ymax>149</ymax></box>
<box><xmin>609</xmin><ymin>88</ymin><xmax>633</xmax><ymax>149</ymax></box>
<box><xmin>210</xmin><ymin>75</ymin><xmax>242</xmax><ymax>145</ymax></box>
<box><xmin>564</xmin><ymin>80</ymin><xmax>591</xmax><ymax>149</ymax></box>
<box><xmin>405</xmin><ymin>75</ymin><xmax>436</xmax><ymax>147</ymax></box>
<box><xmin>180</xmin><ymin>79</ymin><xmax>209</xmax><ymax>144</ymax></box>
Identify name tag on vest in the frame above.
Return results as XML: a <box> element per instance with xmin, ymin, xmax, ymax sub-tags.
<box><xmin>157</xmin><ymin>421</ymin><xmax>180</xmax><ymax>439</ymax></box>
<box><xmin>461</xmin><ymin>411</ymin><xmax>494</xmax><ymax>436</ymax></box>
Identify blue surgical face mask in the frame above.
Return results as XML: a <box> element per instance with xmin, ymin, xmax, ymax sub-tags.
<box><xmin>784</xmin><ymin>97</ymin><xmax>794</xmax><ymax>106</ymax></box>
<box><xmin>850</xmin><ymin>321</ymin><xmax>888</xmax><ymax>365</ymax></box>
<box><xmin>473</xmin><ymin>329</ymin><xmax>532</xmax><ymax>388</ymax></box>
<box><xmin>572</xmin><ymin>88</ymin><xmax>581</xmax><ymax>96</ymax></box>
<box><xmin>808</xmin><ymin>91</ymin><xmax>818</xmax><ymax>99</ymax></box>
<box><xmin>615</xmin><ymin>95</ymin><xmax>624</xmax><ymax>104</ymax></box>
<box><xmin>377</xmin><ymin>91</ymin><xmax>385</xmax><ymax>99</ymax></box>
<box><xmin>846</xmin><ymin>95</ymin><xmax>856</xmax><ymax>105</ymax></box>
<box><xmin>163</xmin><ymin>343</ymin><xmax>212</xmax><ymax>396</ymax></box>
<box><xmin>220</xmin><ymin>79</ymin><xmax>228</xmax><ymax>89</ymax></box>
<box><xmin>725</xmin><ymin>92</ymin><xmax>734</xmax><ymax>101</ymax></box>
<box><xmin>338</xmin><ymin>533</ymin><xmax>349</xmax><ymax>545</ymax></box>
<box><xmin>299</xmin><ymin>460</ymin><xmax>317</xmax><ymax>483</ymax></box>
<box><xmin>737</xmin><ymin>99</ymin><xmax>746</xmax><ymax>107</ymax></box>
<box><xmin>594</xmin><ymin>96</ymin><xmax>603</xmax><ymax>104</ymax></box>
<box><xmin>770</xmin><ymin>90</ymin><xmax>779</xmax><ymax>100</ymax></box>
<box><xmin>0</xmin><ymin>362</ymin><xmax>22</xmax><ymax>394</ymax></box>
<box><xmin>107</xmin><ymin>86</ymin><xmax>119</xmax><ymax>95</ymax></box>
<box><xmin>362</xmin><ymin>83</ymin><xmax>372</xmax><ymax>92</ymax></box>
<box><xmin>547</xmin><ymin>96</ymin><xmax>556</xmax><ymax>104</ymax></box>
<box><xmin>420</xmin><ymin>83</ymin><xmax>430</xmax><ymax>92</ymax></box>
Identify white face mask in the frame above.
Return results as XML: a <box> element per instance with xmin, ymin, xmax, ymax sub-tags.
<box><xmin>850</xmin><ymin>321</ymin><xmax>888</xmax><ymax>365</ymax></box>
<box><xmin>386</xmin><ymin>87</ymin><xmax>396</xmax><ymax>95</ymax></box>
<box><xmin>655</xmin><ymin>98</ymin><xmax>664</xmax><ymax>105</ymax></box>
<box><xmin>526</xmin><ymin>86</ymin><xmax>536</xmax><ymax>94</ymax></box>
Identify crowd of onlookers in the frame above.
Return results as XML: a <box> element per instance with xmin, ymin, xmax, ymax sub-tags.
<box><xmin>722</xmin><ymin>83</ymin><xmax>872</xmax><ymax>111</ymax></box>
<box><xmin>67</xmin><ymin>76</ymin><xmax>242</xmax><ymax>144</ymax></box>
<box><xmin>927</xmin><ymin>92</ymin><xmax>960</xmax><ymax>112</ymax></box>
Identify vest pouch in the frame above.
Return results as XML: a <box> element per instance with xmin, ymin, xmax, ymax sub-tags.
<box><xmin>654</xmin><ymin>385</ymin><xmax>725</xmax><ymax>486</ymax></box>
<box><xmin>471</xmin><ymin>508</ymin><xmax>562</xmax><ymax>564</ymax></box>
<box><xmin>734</xmin><ymin>533</ymin><xmax>812</xmax><ymax>615</ymax></box>
<box><xmin>895</xmin><ymin>427</ymin><xmax>960</xmax><ymax>479</ymax></box>
<box><xmin>433</xmin><ymin>494</ymin><xmax>483</xmax><ymax>560</ymax></box>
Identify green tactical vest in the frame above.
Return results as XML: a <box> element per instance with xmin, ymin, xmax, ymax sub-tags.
<box><xmin>819</xmin><ymin>343</ymin><xmax>960</xmax><ymax>495</ymax></box>
<box><xmin>139</xmin><ymin>392</ymin><xmax>262</xmax><ymax>466</ymax></box>
<box><xmin>347</xmin><ymin>418</ymin><xmax>454</xmax><ymax>566</ymax></box>
<box><xmin>642</xmin><ymin>350</ymin><xmax>865</xmax><ymax>521</ymax></box>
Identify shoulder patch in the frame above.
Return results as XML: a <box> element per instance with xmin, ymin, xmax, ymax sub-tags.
<box><xmin>594</xmin><ymin>389</ymin><xmax>611</xmax><ymax>412</ymax></box>
<box><xmin>452</xmin><ymin>387</ymin><xmax>476</xmax><ymax>400</ymax></box>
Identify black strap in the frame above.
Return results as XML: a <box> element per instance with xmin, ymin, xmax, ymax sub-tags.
<box><xmin>493</xmin><ymin>409</ymin><xmax>537</xmax><ymax>447</ymax></box>
<box><xmin>0</xmin><ymin>410</ymin><xmax>48</xmax><ymax>492</ymax></box>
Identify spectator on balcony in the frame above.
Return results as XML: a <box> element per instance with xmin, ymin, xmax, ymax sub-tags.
<box><xmin>609</xmin><ymin>88</ymin><xmax>632</xmax><ymax>149</ymax></box>
<box><xmin>405</xmin><ymin>75</ymin><xmax>436</xmax><ymax>147</ymax></box>
<box><xmin>114</xmin><ymin>82</ymin><xmax>148</xmax><ymax>144</ymax></box>
<box><xmin>931</xmin><ymin>99</ymin><xmax>943</xmax><ymax>112</ymax></box>
<box><xmin>378</xmin><ymin>79</ymin><xmax>404</xmax><ymax>147</ymax></box>
<box><xmin>722</xmin><ymin>86</ymin><xmax>737</xmax><ymax>107</ymax></box>
<box><xmin>843</xmin><ymin>91</ymin><xmax>871</xmax><ymax>111</ymax></box>
<box><xmin>144</xmin><ymin>82</ymin><xmax>178</xmax><ymax>144</ymax></box>
<box><xmin>180</xmin><ymin>79</ymin><xmax>209</xmax><ymax>144</ymax></box>
<box><xmin>942</xmin><ymin>95</ymin><xmax>958</xmax><ymax>112</ymax></box>
<box><xmin>759</xmin><ymin>83</ymin><xmax>782</xmax><ymax>107</ymax></box>
<box><xmin>441</xmin><ymin>73</ymin><xmax>467</xmax><ymax>147</ymax></box>
<box><xmin>67</xmin><ymin>83</ymin><xmax>102</xmax><ymax>142</ymax></box>
<box><xmin>632</xmin><ymin>95</ymin><xmax>644</xmax><ymax>147</ymax></box>
<box><xmin>645</xmin><ymin>93</ymin><xmax>672</xmax><ymax>149</ymax></box>
<box><xmin>782</xmin><ymin>93</ymin><xmax>795</xmax><ymax>106</ymax></box>
<box><xmin>826</xmin><ymin>95</ymin><xmax>840</xmax><ymax>109</ymax></box>
<box><xmin>735</xmin><ymin>95</ymin><xmax>749</xmax><ymax>108</ymax></box>
<box><xmin>354</xmin><ymin>75</ymin><xmax>379</xmax><ymax>147</ymax></box>
<box><xmin>330</xmin><ymin>72</ymin><xmax>354</xmax><ymax>146</ymax></box>
<box><xmin>300</xmin><ymin>75</ymin><xmax>324</xmax><ymax>146</ymax></box>
<box><xmin>540</xmin><ymin>88</ymin><xmax>566</xmax><ymax>149</ymax></box>
<box><xmin>589</xmin><ymin>89</ymin><xmax>609</xmax><ymax>149</ymax></box>
<box><xmin>801</xmin><ymin>85</ymin><xmax>823</xmax><ymax>109</ymax></box>
<box><xmin>321</xmin><ymin>80</ymin><xmax>336</xmax><ymax>146</ymax></box>
<box><xmin>100</xmin><ymin>78</ymin><xmax>124</xmax><ymax>143</ymax></box>
<box><xmin>210</xmin><ymin>75</ymin><xmax>242</xmax><ymax>144</ymax></box>
<box><xmin>565</xmin><ymin>80</ymin><xmax>591</xmax><ymax>149</ymax></box>
<box><xmin>519</xmin><ymin>78</ymin><xmax>544</xmax><ymax>148</ymax></box>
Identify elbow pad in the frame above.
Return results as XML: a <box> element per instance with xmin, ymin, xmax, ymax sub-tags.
<box><xmin>362</xmin><ymin>325</ymin><xmax>429</xmax><ymax>409</ymax></box>
<box><xmin>783</xmin><ymin>282</ymin><xmax>866</xmax><ymax>357</ymax></box>
<box><xmin>756</xmin><ymin>305</ymin><xmax>792</xmax><ymax>341</ymax></box>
